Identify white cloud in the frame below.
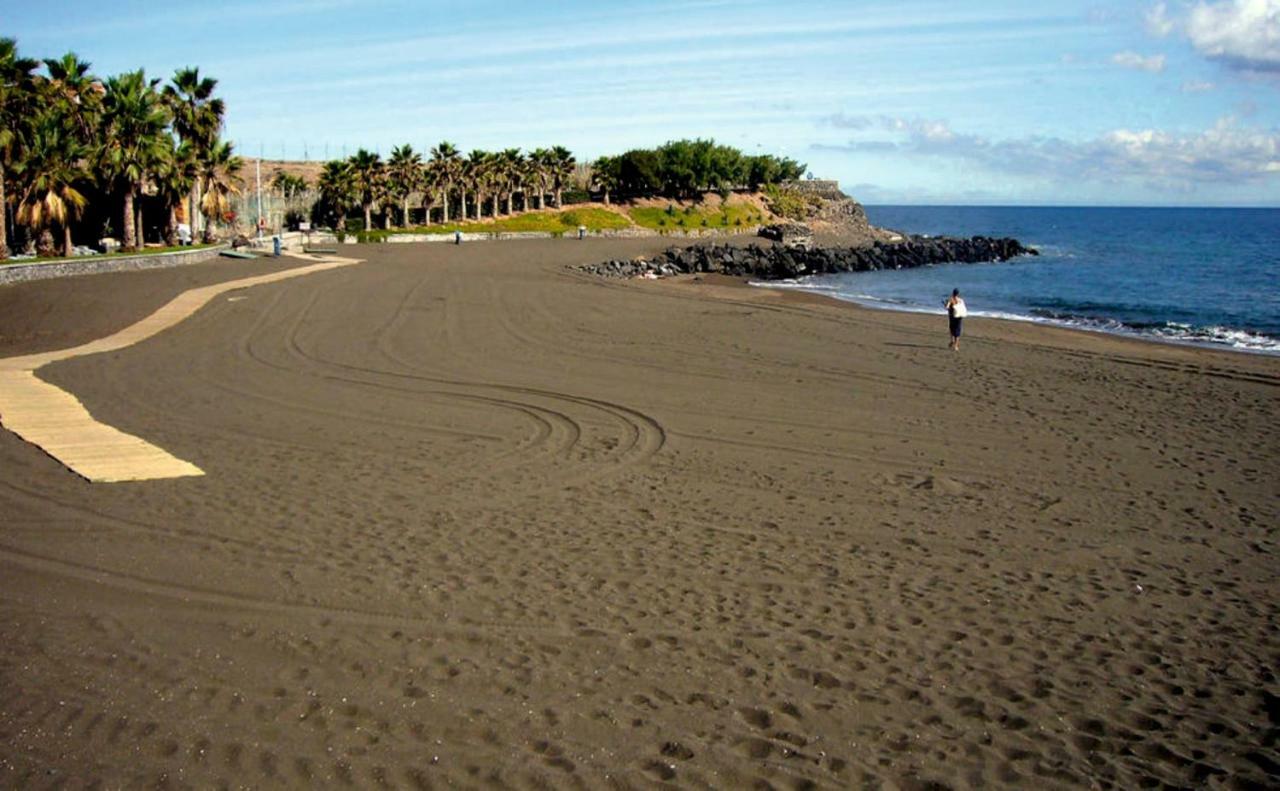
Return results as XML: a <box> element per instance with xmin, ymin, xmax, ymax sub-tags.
<box><xmin>1146</xmin><ymin>2</ymin><xmax>1176</xmax><ymax>36</ymax></box>
<box><xmin>1111</xmin><ymin>51</ymin><xmax>1168</xmax><ymax>72</ymax></box>
<box><xmin>1154</xmin><ymin>0</ymin><xmax>1280</xmax><ymax>73</ymax></box>
<box><xmin>815</xmin><ymin>115</ymin><xmax>1280</xmax><ymax>189</ymax></box>
<box><xmin>1181</xmin><ymin>79</ymin><xmax>1217</xmax><ymax>91</ymax></box>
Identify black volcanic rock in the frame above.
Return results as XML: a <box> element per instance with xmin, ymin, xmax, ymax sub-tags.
<box><xmin>578</xmin><ymin>236</ymin><xmax>1038</xmax><ymax>280</ymax></box>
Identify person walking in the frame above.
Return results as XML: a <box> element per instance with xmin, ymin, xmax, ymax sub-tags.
<box><xmin>944</xmin><ymin>288</ymin><xmax>967</xmax><ymax>351</ymax></box>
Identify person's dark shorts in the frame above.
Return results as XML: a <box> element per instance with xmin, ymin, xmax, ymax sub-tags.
<box><xmin>949</xmin><ymin>316</ymin><xmax>963</xmax><ymax>337</ymax></box>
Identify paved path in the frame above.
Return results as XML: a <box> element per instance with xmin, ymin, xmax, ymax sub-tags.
<box><xmin>0</xmin><ymin>255</ymin><xmax>361</xmax><ymax>482</ymax></box>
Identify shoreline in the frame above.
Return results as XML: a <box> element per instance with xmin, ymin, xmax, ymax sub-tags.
<box><xmin>749</xmin><ymin>276</ymin><xmax>1280</xmax><ymax>358</ymax></box>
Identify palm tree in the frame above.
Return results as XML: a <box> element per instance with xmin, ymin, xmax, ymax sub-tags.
<box><xmin>163</xmin><ymin>67</ymin><xmax>223</xmax><ymax>240</ymax></box>
<box><xmin>197</xmin><ymin>140</ymin><xmax>242</xmax><ymax>242</ymax></box>
<box><xmin>317</xmin><ymin>159</ymin><xmax>355</xmax><ymax>232</ymax></box>
<box><xmin>419</xmin><ymin>161</ymin><xmax>442</xmax><ymax>226</ymax></box>
<box><xmin>386</xmin><ymin>144</ymin><xmax>422</xmax><ymax>228</ymax></box>
<box><xmin>429</xmin><ymin>141</ymin><xmax>460</xmax><ymax>224</ymax></box>
<box><xmin>592</xmin><ymin>155</ymin><xmax>621</xmax><ymax>205</ymax></box>
<box><xmin>497</xmin><ymin>148</ymin><xmax>522</xmax><ymax>215</ymax></box>
<box><xmin>271</xmin><ymin>171</ymin><xmax>307</xmax><ymax>199</ymax></box>
<box><xmin>100</xmin><ymin>69</ymin><xmax>169</xmax><ymax>251</ymax></box>
<box><xmin>14</xmin><ymin>113</ymin><xmax>88</xmax><ymax>257</ymax></box>
<box><xmin>42</xmin><ymin>52</ymin><xmax>101</xmax><ymax>145</ymax></box>
<box><xmin>465</xmin><ymin>150</ymin><xmax>491</xmax><ymax>220</ymax></box>
<box><xmin>0</xmin><ymin>38</ymin><xmax>40</xmax><ymax>259</ymax></box>
<box><xmin>550</xmin><ymin>145</ymin><xmax>575</xmax><ymax>208</ymax></box>
<box><xmin>528</xmin><ymin>147</ymin><xmax>552</xmax><ymax>210</ymax></box>
<box><xmin>348</xmin><ymin>148</ymin><xmax>383</xmax><ymax>231</ymax></box>
<box><xmin>154</xmin><ymin>139</ymin><xmax>197</xmax><ymax>245</ymax></box>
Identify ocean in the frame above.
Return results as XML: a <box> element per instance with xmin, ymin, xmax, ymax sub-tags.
<box><xmin>765</xmin><ymin>206</ymin><xmax>1280</xmax><ymax>354</ymax></box>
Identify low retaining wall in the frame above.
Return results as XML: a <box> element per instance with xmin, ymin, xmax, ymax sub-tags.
<box><xmin>0</xmin><ymin>245</ymin><xmax>230</xmax><ymax>285</ymax></box>
<box><xmin>373</xmin><ymin>226</ymin><xmax>765</xmax><ymax>244</ymax></box>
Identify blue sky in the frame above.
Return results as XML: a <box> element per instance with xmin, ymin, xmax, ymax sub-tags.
<box><xmin>7</xmin><ymin>0</ymin><xmax>1280</xmax><ymax>205</ymax></box>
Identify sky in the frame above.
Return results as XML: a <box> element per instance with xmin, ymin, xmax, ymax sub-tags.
<box><xmin>6</xmin><ymin>0</ymin><xmax>1280</xmax><ymax>205</ymax></box>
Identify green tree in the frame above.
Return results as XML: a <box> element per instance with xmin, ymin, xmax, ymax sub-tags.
<box><xmin>42</xmin><ymin>52</ymin><xmax>101</xmax><ymax>146</ymax></box>
<box><xmin>0</xmin><ymin>38</ymin><xmax>40</xmax><ymax>259</ymax></box>
<box><xmin>317</xmin><ymin>159</ymin><xmax>355</xmax><ymax>231</ymax></box>
<box><xmin>429</xmin><ymin>141</ymin><xmax>460</xmax><ymax>224</ymax></box>
<box><xmin>496</xmin><ymin>148</ymin><xmax>522</xmax><ymax>215</ymax></box>
<box><xmin>14</xmin><ymin>112</ymin><xmax>89</xmax><ymax>256</ymax></box>
<box><xmin>463</xmin><ymin>150</ymin><xmax>491</xmax><ymax>220</ymax></box>
<box><xmin>163</xmin><ymin>67</ymin><xmax>224</xmax><ymax>239</ymax></box>
<box><xmin>271</xmin><ymin>171</ymin><xmax>308</xmax><ymax>199</ymax></box>
<box><xmin>591</xmin><ymin>155</ymin><xmax>621</xmax><ymax>205</ymax></box>
<box><xmin>348</xmin><ymin>148</ymin><xmax>384</xmax><ymax>231</ymax></box>
<box><xmin>154</xmin><ymin>139</ymin><xmax>197</xmax><ymax>245</ymax></box>
<box><xmin>528</xmin><ymin>147</ymin><xmax>552</xmax><ymax>210</ymax></box>
<box><xmin>198</xmin><ymin>140</ymin><xmax>242</xmax><ymax>242</ymax></box>
<box><xmin>617</xmin><ymin>149</ymin><xmax>662</xmax><ymax>197</ymax></box>
<box><xmin>386</xmin><ymin>144</ymin><xmax>422</xmax><ymax>228</ymax></box>
<box><xmin>100</xmin><ymin>69</ymin><xmax>169</xmax><ymax>251</ymax></box>
<box><xmin>549</xmin><ymin>145</ymin><xmax>575</xmax><ymax>208</ymax></box>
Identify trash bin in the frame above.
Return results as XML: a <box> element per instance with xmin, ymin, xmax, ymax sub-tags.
<box><xmin>273</xmin><ymin>235</ymin><xmax>282</xmax><ymax>257</ymax></box>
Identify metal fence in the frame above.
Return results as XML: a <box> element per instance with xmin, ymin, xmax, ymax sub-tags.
<box><xmin>226</xmin><ymin>189</ymin><xmax>318</xmax><ymax>237</ymax></box>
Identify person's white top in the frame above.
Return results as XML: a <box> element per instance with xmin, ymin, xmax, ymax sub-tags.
<box><xmin>951</xmin><ymin>298</ymin><xmax>967</xmax><ymax>318</ymax></box>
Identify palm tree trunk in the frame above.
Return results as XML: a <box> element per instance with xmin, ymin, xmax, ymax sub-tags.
<box><xmin>505</xmin><ymin>192</ymin><xmax>513</xmax><ymax>215</ymax></box>
<box><xmin>122</xmin><ymin>187</ymin><xmax>137</xmax><ymax>251</ymax></box>
<box><xmin>384</xmin><ymin>210</ymin><xmax>391</xmax><ymax>230</ymax></box>
<box><xmin>190</xmin><ymin>183</ymin><xmax>200</xmax><ymax>241</ymax></box>
<box><xmin>555</xmin><ymin>188</ymin><xmax>563</xmax><ymax>208</ymax></box>
<box><xmin>0</xmin><ymin>162</ymin><xmax>8</xmax><ymax>260</ymax></box>
<box><xmin>363</xmin><ymin>204</ymin><xmax>372</xmax><ymax>231</ymax></box>
<box><xmin>491</xmin><ymin>194</ymin><xmax>499</xmax><ymax>217</ymax></box>
<box><xmin>402</xmin><ymin>197</ymin><xmax>410</xmax><ymax>228</ymax></box>
<box><xmin>460</xmin><ymin>189</ymin><xmax>468</xmax><ymax>222</ymax></box>
<box><xmin>441</xmin><ymin>187</ymin><xmax>450</xmax><ymax>224</ymax></box>
<box><xmin>63</xmin><ymin>223</ymin><xmax>73</xmax><ymax>257</ymax></box>
<box><xmin>135</xmin><ymin>196</ymin><xmax>144</xmax><ymax>249</ymax></box>
<box><xmin>166</xmin><ymin>206</ymin><xmax>178</xmax><ymax>246</ymax></box>
<box><xmin>603</xmin><ymin>188</ymin><xmax>611</xmax><ymax>206</ymax></box>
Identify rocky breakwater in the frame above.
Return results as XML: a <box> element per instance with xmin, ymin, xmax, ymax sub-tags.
<box><xmin>581</xmin><ymin>235</ymin><xmax>1037</xmax><ymax>281</ymax></box>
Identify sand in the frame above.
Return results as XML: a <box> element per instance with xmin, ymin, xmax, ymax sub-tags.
<box><xmin>0</xmin><ymin>238</ymin><xmax>1276</xmax><ymax>789</ymax></box>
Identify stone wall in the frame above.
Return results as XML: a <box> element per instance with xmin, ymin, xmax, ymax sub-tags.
<box><xmin>0</xmin><ymin>245</ymin><xmax>230</xmax><ymax>286</ymax></box>
<box><xmin>783</xmin><ymin>179</ymin><xmax>845</xmax><ymax>199</ymax></box>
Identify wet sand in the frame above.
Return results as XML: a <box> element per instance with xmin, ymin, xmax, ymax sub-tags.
<box><xmin>1</xmin><ymin>238</ymin><xmax>1277</xmax><ymax>788</ymax></box>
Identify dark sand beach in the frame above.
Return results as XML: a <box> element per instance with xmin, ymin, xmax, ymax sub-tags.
<box><xmin>1</xmin><ymin>238</ymin><xmax>1277</xmax><ymax>788</ymax></box>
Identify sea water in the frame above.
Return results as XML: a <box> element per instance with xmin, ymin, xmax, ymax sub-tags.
<box><xmin>768</xmin><ymin>206</ymin><xmax>1280</xmax><ymax>354</ymax></box>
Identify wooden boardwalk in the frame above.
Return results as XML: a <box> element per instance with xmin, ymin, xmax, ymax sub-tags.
<box><xmin>0</xmin><ymin>255</ymin><xmax>360</xmax><ymax>483</ymax></box>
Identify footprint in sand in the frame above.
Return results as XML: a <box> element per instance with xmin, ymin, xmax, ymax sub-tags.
<box><xmin>914</xmin><ymin>475</ymin><xmax>965</xmax><ymax>495</ymax></box>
